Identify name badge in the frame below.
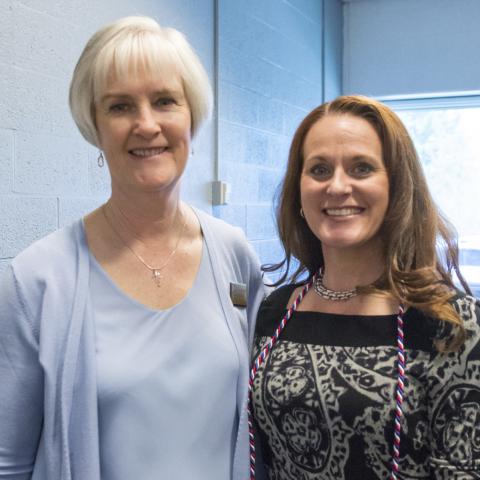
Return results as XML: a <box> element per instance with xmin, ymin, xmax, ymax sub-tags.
<box><xmin>230</xmin><ymin>282</ymin><xmax>247</xmax><ymax>307</ymax></box>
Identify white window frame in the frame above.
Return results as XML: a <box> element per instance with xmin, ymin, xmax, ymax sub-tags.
<box><xmin>378</xmin><ymin>91</ymin><xmax>480</xmax><ymax>111</ymax></box>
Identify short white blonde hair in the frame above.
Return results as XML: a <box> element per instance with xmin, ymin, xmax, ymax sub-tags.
<box><xmin>69</xmin><ymin>16</ymin><xmax>213</xmax><ymax>146</ymax></box>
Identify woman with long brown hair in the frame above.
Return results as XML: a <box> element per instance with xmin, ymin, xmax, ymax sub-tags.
<box><xmin>249</xmin><ymin>95</ymin><xmax>480</xmax><ymax>479</ymax></box>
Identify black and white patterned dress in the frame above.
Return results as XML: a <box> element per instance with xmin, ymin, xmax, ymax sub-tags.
<box><xmin>251</xmin><ymin>285</ymin><xmax>480</xmax><ymax>479</ymax></box>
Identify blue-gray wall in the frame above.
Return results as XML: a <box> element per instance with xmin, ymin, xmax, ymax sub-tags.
<box><xmin>4</xmin><ymin>0</ymin><xmax>479</xmax><ymax>275</ymax></box>
<box><xmin>215</xmin><ymin>0</ymin><xmax>330</xmax><ymax>265</ymax></box>
<box><xmin>324</xmin><ymin>0</ymin><xmax>343</xmax><ymax>100</ymax></box>
<box><xmin>0</xmin><ymin>0</ymin><xmax>214</xmax><ymax>276</ymax></box>
<box><xmin>343</xmin><ymin>0</ymin><xmax>480</xmax><ymax>97</ymax></box>
<box><xmin>1</xmin><ymin>0</ymin><xmax>339</xmax><ymax>274</ymax></box>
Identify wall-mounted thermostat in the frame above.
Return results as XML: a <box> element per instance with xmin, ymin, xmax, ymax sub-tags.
<box><xmin>212</xmin><ymin>181</ymin><xmax>231</xmax><ymax>205</ymax></box>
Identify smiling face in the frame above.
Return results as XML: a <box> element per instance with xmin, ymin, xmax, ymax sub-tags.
<box><xmin>300</xmin><ymin>113</ymin><xmax>389</xmax><ymax>257</ymax></box>
<box><xmin>95</xmin><ymin>69</ymin><xmax>191</xmax><ymax>196</ymax></box>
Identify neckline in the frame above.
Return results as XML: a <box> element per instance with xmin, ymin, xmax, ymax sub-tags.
<box><xmin>82</xmin><ymin>216</ymin><xmax>205</xmax><ymax>314</ymax></box>
<box><xmin>293</xmin><ymin>309</ymin><xmax>409</xmax><ymax>319</ymax></box>
<box><xmin>88</xmin><ymin>236</ymin><xmax>206</xmax><ymax>314</ymax></box>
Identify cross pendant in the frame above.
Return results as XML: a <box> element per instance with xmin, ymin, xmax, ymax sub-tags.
<box><xmin>152</xmin><ymin>269</ymin><xmax>162</xmax><ymax>287</ymax></box>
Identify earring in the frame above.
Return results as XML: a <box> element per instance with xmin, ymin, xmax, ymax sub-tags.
<box><xmin>191</xmin><ymin>146</ymin><xmax>195</xmax><ymax>156</ymax></box>
<box><xmin>300</xmin><ymin>208</ymin><xmax>305</xmax><ymax>218</ymax></box>
<box><xmin>97</xmin><ymin>151</ymin><xmax>105</xmax><ymax>168</ymax></box>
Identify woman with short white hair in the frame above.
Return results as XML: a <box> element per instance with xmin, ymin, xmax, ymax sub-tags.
<box><xmin>0</xmin><ymin>16</ymin><xmax>265</xmax><ymax>480</ymax></box>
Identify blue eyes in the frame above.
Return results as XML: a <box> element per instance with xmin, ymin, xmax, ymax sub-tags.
<box><xmin>155</xmin><ymin>98</ymin><xmax>175</xmax><ymax>107</ymax></box>
<box><xmin>107</xmin><ymin>98</ymin><xmax>175</xmax><ymax>114</ymax></box>
<box><xmin>352</xmin><ymin>163</ymin><xmax>374</xmax><ymax>175</ymax></box>
<box><xmin>310</xmin><ymin>164</ymin><xmax>330</xmax><ymax>177</ymax></box>
<box><xmin>109</xmin><ymin>103</ymin><xmax>129</xmax><ymax>113</ymax></box>
<box><xmin>309</xmin><ymin>162</ymin><xmax>375</xmax><ymax>178</ymax></box>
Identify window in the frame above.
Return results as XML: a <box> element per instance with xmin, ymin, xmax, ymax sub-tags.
<box><xmin>388</xmin><ymin>98</ymin><xmax>480</xmax><ymax>296</ymax></box>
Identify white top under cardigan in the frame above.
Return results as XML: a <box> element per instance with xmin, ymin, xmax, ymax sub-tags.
<box><xmin>0</xmin><ymin>207</ymin><xmax>266</xmax><ymax>480</ymax></box>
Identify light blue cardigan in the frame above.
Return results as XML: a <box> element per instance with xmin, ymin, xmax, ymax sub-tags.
<box><xmin>0</xmin><ymin>208</ymin><xmax>266</xmax><ymax>480</ymax></box>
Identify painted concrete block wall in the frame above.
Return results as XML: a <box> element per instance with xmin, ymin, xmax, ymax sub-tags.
<box><xmin>343</xmin><ymin>0</ymin><xmax>480</xmax><ymax>97</ymax></box>
<box><xmin>0</xmin><ymin>0</ymin><xmax>214</xmax><ymax>274</ymax></box>
<box><xmin>323</xmin><ymin>0</ymin><xmax>343</xmax><ymax>100</ymax></box>
<box><xmin>215</xmin><ymin>0</ymin><xmax>325</xmax><ymax>269</ymax></box>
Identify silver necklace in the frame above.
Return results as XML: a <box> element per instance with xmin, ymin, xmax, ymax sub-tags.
<box><xmin>102</xmin><ymin>204</ymin><xmax>187</xmax><ymax>287</ymax></box>
<box><xmin>314</xmin><ymin>269</ymin><xmax>357</xmax><ymax>301</ymax></box>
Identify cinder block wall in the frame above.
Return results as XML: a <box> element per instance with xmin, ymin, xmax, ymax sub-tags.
<box><xmin>1</xmin><ymin>0</ymin><xmax>335</xmax><ymax>275</ymax></box>
<box><xmin>0</xmin><ymin>0</ymin><xmax>214</xmax><ymax>275</ymax></box>
<box><xmin>215</xmin><ymin>0</ymin><xmax>325</xmax><ymax>269</ymax></box>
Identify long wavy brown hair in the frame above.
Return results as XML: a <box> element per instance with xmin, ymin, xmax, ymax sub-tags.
<box><xmin>265</xmin><ymin>95</ymin><xmax>471</xmax><ymax>350</ymax></box>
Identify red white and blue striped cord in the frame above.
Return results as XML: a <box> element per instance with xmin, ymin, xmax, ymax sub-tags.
<box><xmin>247</xmin><ymin>277</ymin><xmax>314</xmax><ymax>480</ymax></box>
<box><xmin>390</xmin><ymin>304</ymin><xmax>406</xmax><ymax>480</ymax></box>
<box><xmin>247</xmin><ymin>273</ymin><xmax>406</xmax><ymax>480</ymax></box>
